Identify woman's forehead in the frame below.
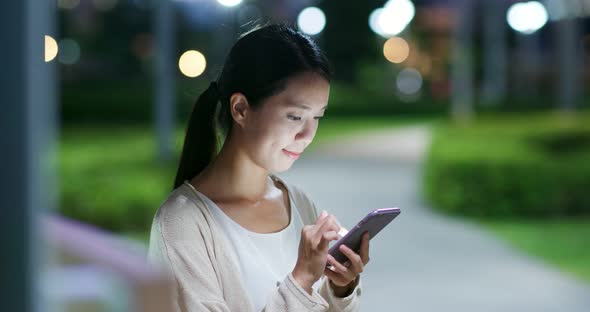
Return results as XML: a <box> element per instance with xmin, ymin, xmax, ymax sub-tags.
<box><xmin>278</xmin><ymin>78</ymin><xmax>330</xmax><ymax>107</ymax></box>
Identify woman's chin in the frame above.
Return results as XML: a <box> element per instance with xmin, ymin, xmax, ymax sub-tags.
<box><xmin>271</xmin><ymin>160</ymin><xmax>295</xmax><ymax>173</ymax></box>
<box><xmin>274</xmin><ymin>165</ymin><xmax>292</xmax><ymax>173</ymax></box>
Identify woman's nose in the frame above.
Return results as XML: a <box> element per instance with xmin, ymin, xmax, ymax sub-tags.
<box><xmin>295</xmin><ymin>120</ymin><xmax>317</xmax><ymax>143</ymax></box>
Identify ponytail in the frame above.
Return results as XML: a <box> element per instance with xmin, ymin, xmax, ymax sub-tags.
<box><xmin>173</xmin><ymin>82</ymin><xmax>221</xmax><ymax>189</ymax></box>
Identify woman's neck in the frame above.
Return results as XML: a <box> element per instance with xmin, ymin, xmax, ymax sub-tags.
<box><xmin>191</xmin><ymin>141</ymin><xmax>275</xmax><ymax>204</ymax></box>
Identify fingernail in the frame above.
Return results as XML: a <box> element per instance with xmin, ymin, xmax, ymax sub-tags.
<box><xmin>320</xmin><ymin>210</ymin><xmax>327</xmax><ymax>218</ymax></box>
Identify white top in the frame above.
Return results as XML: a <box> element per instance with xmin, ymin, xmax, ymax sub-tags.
<box><xmin>191</xmin><ymin>185</ymin><xmax>323</xmax><ymax>312</ymax></box>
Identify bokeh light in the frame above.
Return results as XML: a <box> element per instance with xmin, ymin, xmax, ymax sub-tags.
<box><xmin>383</xmin><ymin>37</ymin><xmax>410</xmax><ymax>63</ymax></box>
<box><xmin>297</xmin><ymin>7</ymin><xmax>326</xmax><ymax>36</ymax></box>
<box><xmin>369</xmin><ymin>0</ymin><xmax>415</xmax><ymax>38</ymax></box>
<box><xmin>178</xmin><ymin>50</ymin><xmax>206</xmax><ymax>78</ymax></box>
<box><xmin>45</xmin><ymin>35</ymin><xmax>58</xmax><ymax>63</ymax></box>
<box><xmin>217</xmin><ymin>0</ymin><xmax>242</xmax><ymax>8</ymax></box>
<box><xmin>369</xmin><ymin>8</ymin><xmax>385</xmax><ymax>36</ymax></box>
<box><xmin>507</xmin><ymin>1</ymin><xmax>548</xmax><ymax>35</ymax></box>
<box><xmin>396</xmin><ymin>68</ymin><xmax>423</xmax><ymax>95</ymax></box>
<box><xmin>58</xmin><ymin>39</ymin><xmax>81</xmax><ymax>65</ymax></box>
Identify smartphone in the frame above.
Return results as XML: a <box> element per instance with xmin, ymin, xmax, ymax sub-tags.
<box><xmin>327</xmin><ymin>208</ymin><xmax>401</xmax><ymax>267</ymax></box>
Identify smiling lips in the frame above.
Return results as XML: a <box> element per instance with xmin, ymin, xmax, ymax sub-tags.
<box><xmin>282</xmin><ymin>149</ymin><xmax>301</xmax><ymax>159</ymax></box>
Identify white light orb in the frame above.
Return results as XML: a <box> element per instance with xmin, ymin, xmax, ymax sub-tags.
<box><xmin>297</xmin><ymin>7</ymin><xmax>326</xmax><ymax>35</ymax></box>
<box><xmin>217</xmin><ymin>0</ymin><xmax>242</xmax><ymax>8</ymax></box>
<box><xmin>370</xmin><ymin>0</ymin><xmax>415</xmax><ymax>38</ymax></box>
<box><xmin>45</xmin><ymin>35</ymin><xmax>58</xmax><ymax>62</ymax></box>
<box><xmin>507</xmin><ymin>1</ymin><xmax>548</xmax><ymax>35</ymax></box>
<box><xmin>179</xmin><ymin>50</ymin><xmax>207</xmax><ymax>78</ymax></box>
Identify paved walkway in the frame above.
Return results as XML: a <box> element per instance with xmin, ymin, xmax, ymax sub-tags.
<box><xmin>278</xmin><ymin>125</ymin><xmax>590</xmax><ymax>311</ymax></box>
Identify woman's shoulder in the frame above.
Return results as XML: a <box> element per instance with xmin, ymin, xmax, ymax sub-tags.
<box><xmin>152</xmin><ymin>182</ymin><xmax>210</xmax><ymax>234</ymax></box>
<box><xmin>148</xmin><ymin>182</ymin><xmax>216</xmax><ymax>271</ymax></box>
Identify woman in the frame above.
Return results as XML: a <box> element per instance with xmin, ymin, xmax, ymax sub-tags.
<box><xmin>148</xmin><ymin>24</ymin><xmax>370</xmax><ymax>312</ymax></box>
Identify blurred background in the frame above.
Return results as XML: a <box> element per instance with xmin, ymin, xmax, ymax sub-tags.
<box><xmin>2</xmin><ymin>0</ymin><xmax>590</xmax><ymax>311</ymax></box>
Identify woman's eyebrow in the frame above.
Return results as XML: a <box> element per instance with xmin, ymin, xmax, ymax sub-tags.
<box><xmin>289</xmin><ymin>103</ymin><xmax>328</xmax><ymax>110</ymax></box>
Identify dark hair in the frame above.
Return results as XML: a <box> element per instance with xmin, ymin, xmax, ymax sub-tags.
<box><xmin>173</xmin><ymin>24</ymin><xmax>332</xmax><ymax>189</ymax></box>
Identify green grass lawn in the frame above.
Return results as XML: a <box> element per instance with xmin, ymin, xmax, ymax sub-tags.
<box><xmin>479</xmin><ymin>218</ymin><xmax>590</xmax><ymax>283</ymax></box>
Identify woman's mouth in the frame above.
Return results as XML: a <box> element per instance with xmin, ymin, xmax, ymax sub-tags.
<box><xmin>282</xmin><ymin>149</ymin><xmax>301</xmax><ymax>159</ymax></box>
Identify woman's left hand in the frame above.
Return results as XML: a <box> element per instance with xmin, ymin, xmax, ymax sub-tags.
<box><xmin>324</xmin><ymin>231</ymin><xmax>370</xmax><ymax>293</ymax></box>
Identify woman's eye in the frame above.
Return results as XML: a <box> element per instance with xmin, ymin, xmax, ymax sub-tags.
<box><xmin>314</xmin><ymin>116</ymin><xmax>324</xmax><ymax>120</ymax></box>
<box><xmin>287</xmin><ymin>115</ymin><xmax>302</xmax><ymax>121</ymax></box>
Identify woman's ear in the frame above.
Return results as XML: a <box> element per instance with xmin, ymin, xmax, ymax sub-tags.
<box><xmin>229</xmin><ymin>92</ymin><xmax>250</xmax><ymax>128</ymax></box>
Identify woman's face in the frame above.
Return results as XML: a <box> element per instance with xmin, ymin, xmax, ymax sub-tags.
<box><xmin>237</xmin><ymin>72</ymin><xmax>330</xmax><ymax>173</ymax></box>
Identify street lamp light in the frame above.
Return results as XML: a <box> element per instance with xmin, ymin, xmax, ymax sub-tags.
<box><xmin>217</xmin><ymin>0</ymin><xmax>242</xmax><ymax>8</ymax></box>
<box><xmin>297</xmin><ymin>7</ymin><xmax>326</xmax><ymax>36</ymax></box>
<box><xmin>369</xmin><ymin>0</ymin><xmax>415</xmax><ymax>38</ymax></box>
<box><xmin>178</xmin><ymin>50</ymin><xmax>207</xmax><ymax>78</ymax></box>
<box><xmin>507</xmin><ymin>1</ymin><xmax>548</xmax><ymax>35</ymax></box>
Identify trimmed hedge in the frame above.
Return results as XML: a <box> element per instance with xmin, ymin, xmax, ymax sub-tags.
<box><xmin>424</xmin><ymin>112</ymin><xmax>590</xmax><ymax>218</ymax></box>
<box><xmin>60</xmin><ymin>79</ymin><xmax>201</xmax><ymax>125</ymax></box>
<box><xmin>60</xmin><ymin>78</ymin><xmax>446</xmax><ymax>125</ymax></box>
<box><xmin>59</xmin><ymin>127</ymin><xmax>178</xmax><ymax>232</ymax></box>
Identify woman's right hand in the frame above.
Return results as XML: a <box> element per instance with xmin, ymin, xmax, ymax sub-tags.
<box><xmin>292</xmin><ymin>210</ymin><xmax>341</xmax><ymax>294</ymax></box>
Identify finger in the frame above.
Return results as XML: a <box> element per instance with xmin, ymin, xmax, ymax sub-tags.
<box><xmin>359</xmin><ymin>231</ymin><xmax>370</xmax><ymax>265</ymax></box>
<box><xmin>315</xmin><ymin>210</ymin><xmax>328</xmax><ymax>223</ymax></box>
<box><xmin>337</xmin><ymin>226</ymin><xmax>349</xmax><ymax>239</ymax></box>
<box><xmin>323</xmin><ymin>266</ymin><xmax>339</xmax><ymax>281</ymax></box>
<box><xmin>312</xmin><ymin>213</ymin><xmax>332</xmax><ymax>234</ymax></box>
<box><xmin>314</xmin><ymin>211</ymin><xmax>339</xmax><ymax>231</ymax></box>
<box><xmin>311</xmin><ymin>215</ymin><xmax>340</xmax><ymax>244</ymax></box>
<box><xmin>300</xmin><ymin>225</ymin><xmax>314</xmax><ymax>245</ymax></box>
<box><xmin>330</xmin><ymin>216</ymin><xmax>342</xmax><ymax>232</ymax></box>
<box><xmin>339</xmin><ymin>244</ymin><xmax>364</xmax><ymax>273</ymax></box>
<box><xmin>324</xmin><ymin>215</ymin><xmax>341</xmax><ymax>233</ymax></box>
<box><xmin>324</xmin><ymin>266</ymin><xmax>347</xmax><ymax>284</ymax></box>
<box><xmin>308</xmin><ymin>215</ymin><xmax>330</xmax><ymax>243</ymax></box>
<box><xmin>317</xmin><ymin>210</ymin><xmax>342</xmax><ymax>225</ymax></box>
<box><xmin>315</xmin><ymin>211</ymin><xmax>327</xmax><ymax>226</ymax></box>
<box><xmin>318</xmin><ymin>230</ymin><xmax>339</xmax><ymax>250</ymax></box>
<box><xmin>326</xmin><ymin>254</ymin><xmax>349</xmax><ymax>275</ymax></box>
<box><xmin>317</xmin><ymin>214</ymin><xmax>340</xmax><ymax>232</ymax></box>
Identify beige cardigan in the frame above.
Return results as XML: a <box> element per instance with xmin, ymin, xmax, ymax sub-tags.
<box><xmin>148</xmin><ymin>174</ymin><xmax>362</xmax><ymax>311</ymax></box>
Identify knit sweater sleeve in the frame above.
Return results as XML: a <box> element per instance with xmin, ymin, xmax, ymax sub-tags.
<box><xmin>147</xmin><ymin>196</ymin><xmax>234</xmax><ymax>312</ymax></box>
<box><xmin>148</xmin><ymin>189</ymin><xmax>341</xmax><ymax>312</ymax></box>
